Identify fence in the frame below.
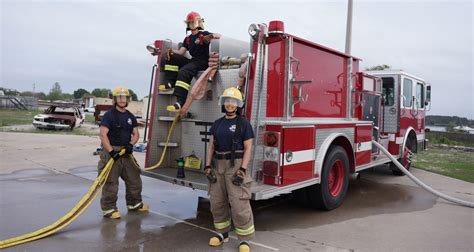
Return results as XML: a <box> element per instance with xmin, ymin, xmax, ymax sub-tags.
<box><xmin>0</xmin><ymin>96</ymin><xmax>38</xmax><ymax>110</ymax></box>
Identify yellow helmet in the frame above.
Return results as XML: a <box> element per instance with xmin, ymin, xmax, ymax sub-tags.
<box><xmin>218</xmin><ymin>87</ymin><xmax>244</xmax><ymax>107</ymax></box>
<box><xmin>112</xmin><ymin>86</ymin><xmax>130</xmax><ymax>97</ymax></box>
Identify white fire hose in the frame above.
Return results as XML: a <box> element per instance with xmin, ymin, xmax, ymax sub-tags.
<box><xmin>372</xmin><ymin>141</ymin><xmax>474</xmax><ymax>208</ymax></box>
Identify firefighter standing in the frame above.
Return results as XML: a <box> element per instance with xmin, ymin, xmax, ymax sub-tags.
<box><xmin>205</xmin><ymin>87</ymin><xmax>255</xmax><ymax>252</ymax></box>
<box><xmin>159</xmin><ymin>11</ymin><xmax>221</xmax><ymax>112</ymax></box>
<box><xmin>98</xmin><ymin>86</ymin><xmax>149</xmax><ymax>219</ymax></box>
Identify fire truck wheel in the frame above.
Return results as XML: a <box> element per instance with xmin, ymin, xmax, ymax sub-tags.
<box><xmin>307</xmin><ymin>146</ymin><xmax>349</xmax><ymax>210</ymax></box>
<box><xmin>391</xmin><ymin>137</ymin><xmax>416</xmax><ymax>176</ymax></box>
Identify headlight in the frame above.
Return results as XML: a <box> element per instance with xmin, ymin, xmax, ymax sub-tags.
<box><xmin>248</xmin><ymin>24</ymin><xmax>260</xmax><ymax>40</ymax></box>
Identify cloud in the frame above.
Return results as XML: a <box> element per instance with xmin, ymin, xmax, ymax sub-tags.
<box><xmin>1</xmin><ymin>0</ymin><xmax>472</xmax><ymax>118</ymax></box>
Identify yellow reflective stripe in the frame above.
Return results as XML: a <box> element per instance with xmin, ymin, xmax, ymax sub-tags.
<box><xmin>175</xmin><ymin>80</ymin><xmax>190</xmax><ymax>91</ymax></box>
<box><xmin>102</xmin><ymin>209</ymin><xmax>116</xmax><ymax>215</ymax></box>
<box><xmin>235</xmin><ymin>225</ymin><xmax>255</xmax><ymax>236</ymax></box>
<box><xmin>164</xmin><ymin>64</ymin><xmax>179</xmax><ymax>72</ymax></box>
<box><xmin>127</xmin><ymin>202</ymin><xmax>142</xmax><ymax>210</ymax></box>
<box><xmin>214</xmin><ymin>219</ymin><xmax>231</xmax><ymax>229</ymax></box>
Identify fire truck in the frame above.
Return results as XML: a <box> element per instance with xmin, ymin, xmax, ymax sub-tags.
<box><xmin>142</xmin><ymin>21</ymin><xmax>431</xmax><ymax>210</ymax></box>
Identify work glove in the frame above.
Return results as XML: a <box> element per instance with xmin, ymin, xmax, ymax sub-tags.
<box><xmin>166</xmin><ymin>48</ymin><xmax>173</xmax><ymax>61</ymax></box>
<box><xmin>232</xmin><ymin>167</ymin><xmax>246</xmax><ymax>186</ymax></box>
<box><xmin>125</xmin><ymin>143</ymin><xmax>134</xmax><ymax>154</ymax></box>
<box><xmin>203</xmin><ymin>34</ymin><xmax>214</xmax><ymax>44</ymax></box>
<box><xmin>109</xmin><ymin>150</ymin><xmax>121</xmax><ymax>161</ymax></box>
<box><xmin>205</xmin><ymin>166</ymin><xmax>217</xmax><ymax>184</ymax></box>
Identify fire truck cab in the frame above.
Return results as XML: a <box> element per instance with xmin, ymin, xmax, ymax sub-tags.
<box><xmin>143</xmin><ymin>21</ymin><xmax>431</xmax><ymax>210</ymax></box>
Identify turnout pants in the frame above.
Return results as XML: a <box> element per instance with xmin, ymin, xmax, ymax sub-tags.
<box><xmin>163</xmin><ymin>54</ymin><xmax>208</xmax><ymax>106</ymax></box>
<box><xmin>97</xmin><ymin>146</ymin><xmax>143</xmax><ymax>212</ymax></box>
<box><xmin>209</xmin><ymin>158</ymin><xmax>255</xmax><ymax>241</ymax></box>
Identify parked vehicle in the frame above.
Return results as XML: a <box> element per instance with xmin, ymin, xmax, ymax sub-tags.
<box><xmin>33</xmin><ymin>104</ymin><xmax>85</xmax><ymax>130</ymax></box>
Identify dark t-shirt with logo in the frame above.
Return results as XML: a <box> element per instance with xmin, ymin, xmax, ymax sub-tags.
<box><xmin>182</xmin><ymin>30</ymin><xmax>211</xmax><ymax>61</ymax></box>
<box><xmin>100</xmin><ymin>108</ymin><xmax>137</xmax><ymax>146</ymax></box>
<box><xmin>210</xmin><ymin>116</ymin><xmax>254</xmax><ymax>152</ymax></box>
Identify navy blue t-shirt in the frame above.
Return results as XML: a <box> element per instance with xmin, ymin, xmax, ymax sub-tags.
<box><xmin>210</xmin><ymin>116</ymin><xmax>254</xmax><ymax>152</ymax></box>
<box><xmin>100</xmin><ymin>108</ymin><xmax>137</xmax><ymax>146</ymax></box>
<box><xmin>182</xmin><ymin>30</ymin><xmax>211</xmax><ymax>61</ymax></box>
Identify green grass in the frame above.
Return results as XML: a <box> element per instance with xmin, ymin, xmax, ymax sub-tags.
<box><xmin>0</xmin><ymin>109</ymin><xmax>43</xmax><ymax>126</ymax></box>
<box><xmin>412</xmin><ymin>147</ymin><xmax>474</xmax><ymax>183</ymax></box>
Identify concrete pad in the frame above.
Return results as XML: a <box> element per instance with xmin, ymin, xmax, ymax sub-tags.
<box><xmin>0</xmin><ymin>132</ymin><xmax>473</xmax><ymax>251</ymax></box>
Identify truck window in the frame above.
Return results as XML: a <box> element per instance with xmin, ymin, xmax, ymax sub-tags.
<box><xmin>416</xmin><ymin>82</ymin><xmax>424</xmax><ymax>108</ymax></box>
<box><xmin>382</xmin><ymin>77</ymin><xmax>394</xmax><ymax>106</ymax></box>
<box><xmin>402</xmin><ymin>78</ymin><xmax>413</xmax><ymax>107</ymax></box>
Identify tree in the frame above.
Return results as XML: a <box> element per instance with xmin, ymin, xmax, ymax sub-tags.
<box><xmin>62</xmin><ymin>93</ymin><xmax>74</xmax><ymax>100</ymax></box>
<box><xmin>91</xmin><ymin>88</ymin><xmax>111</xmax><ymax>98</ymax></box>
<box><xmin>47</xmin><ymin>82</ymin><xmax>63</xmax><ymax>101</ymax></box>
<box><xmin>128</xmin><ymin>89</ymin><xmax>138</xmax><ymax>101</ymax></box>
<box><xmin>365</xmin><ymin>64</ymin><xmax>391</xmax><ymax>71</ymax></box>
<box><xmin>20</xmin><ymin>91</ymin><xmax>35</xmax><ymax>97</ymax></box>
<box><xmin>73</xmin><ymin>88</ymin><xmax>90</xmax><ymax>99</ymax></box>
<box><xmin>446</xmin><ymin>122</ymin><xmax>457</xmax><ymax>133</ymax></box>
<box><xmin>35</xmin><ymin>92</ymin><xmax>47</xmax><ymax>100</ymax></box>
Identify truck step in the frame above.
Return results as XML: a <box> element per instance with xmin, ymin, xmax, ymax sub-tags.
<box><xmin>158</xmin><ymin>142</ymin><xmax>178</xmax><ymax>147</ymax></box>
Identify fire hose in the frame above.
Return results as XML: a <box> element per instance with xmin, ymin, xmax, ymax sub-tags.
<box><xmin>0</xmin><ymin>115</ymin><xmax>180</xmax><ymax>249</ymax></box>
<box><xmin>372</xmin><ymin>141</ymin><xmax>474</xmax><ymax>208</ymax></box>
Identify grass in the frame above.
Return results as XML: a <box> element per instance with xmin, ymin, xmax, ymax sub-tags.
<box><xmin>0</xmin><ymin>109</ymin><xmax>43</xmax><ymax>126</ymax></box>
<box><xmin>412</xmin><ymin>147</ymin><xmax>474</xmax><ymax>183</ymax></box>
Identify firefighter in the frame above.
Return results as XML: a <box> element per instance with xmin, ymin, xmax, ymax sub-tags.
<box><xmin>205</xmin><ymin>87</ymin><xmax>255</xmax><ymax>252</ymax></box>
<box><xmin>97</xmin><ymin>86</ymin><xmax>149</xmax><ymax>219</ymax></box>
<box><xmin>159</xmin><ymin>11</ymin><xmax>221</xmax><ymax>112</ymax></box>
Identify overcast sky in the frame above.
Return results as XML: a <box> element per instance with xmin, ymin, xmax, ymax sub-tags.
<box><xmin>1</xmin><ymin>0</ymin><xmax>473</xmax><ymax>119</ymax></box>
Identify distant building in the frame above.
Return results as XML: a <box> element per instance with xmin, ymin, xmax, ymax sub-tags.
<box><xmin>454</xmin><ymin>126</ymin><xmax>474</xmax><ymax>134</ymax></box>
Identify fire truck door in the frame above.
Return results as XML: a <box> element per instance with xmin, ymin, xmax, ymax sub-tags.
<box><xmin>381</xmin><ymin>76</ymin><xmax>400</xmax><ymax>133</ymax></box>
<box><xmin>362</xmin><ymin>93</ymin><xmax>381</xmax><ymax>153</ymax></box>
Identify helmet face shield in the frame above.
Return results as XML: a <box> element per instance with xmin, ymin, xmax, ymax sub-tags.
<box><xmin>218</xmin><ymin>96</ymin><xmax>243</xmax><ymax>108</ymax></box>
<box><xmin>116</xmin><ymin>95</ymin><xmax>128</xmax><ymax>101</ymax></box>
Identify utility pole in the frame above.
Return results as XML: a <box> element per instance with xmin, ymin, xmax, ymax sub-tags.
<box><xmin>345</xmin><ymin>0</ymin><xmax>354</xmax><ymax>120</ymax></box>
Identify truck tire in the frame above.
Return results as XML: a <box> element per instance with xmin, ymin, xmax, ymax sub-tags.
<box><xmin>307</xmin><ymin>145</ymin><xmax>349</xmax><ymax>210</ymax></box>
<box><xmin>391</xmin><ymin>137</ymin><xmax>415</xmax><ymax>176</ymax></box>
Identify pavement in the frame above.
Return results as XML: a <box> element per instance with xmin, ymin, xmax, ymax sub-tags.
<box><xmin>0</xmin><ymin>132</ymin><xmax>473</xmax><ymax>251</ymax></box>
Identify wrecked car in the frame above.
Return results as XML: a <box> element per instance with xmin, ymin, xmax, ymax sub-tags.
<box><xmin>33</xmin><ymin>104</ymin><xmax>85</xmax><ymax>130</ymax></box>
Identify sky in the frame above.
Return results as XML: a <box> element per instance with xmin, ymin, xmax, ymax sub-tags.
<box><xmin>1</xmin><ymin>0</ymin><xmax>473</xmax><ymax>119</ymax></box>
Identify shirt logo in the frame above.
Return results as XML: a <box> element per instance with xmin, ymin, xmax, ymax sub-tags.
<box><xmin>229</xmin><ymin>124</ymin><xmax>236</xmax><ymax>132</ymax></box>
<box><xmin>194</xmin><ymin>39</ymin><xmax>200</xmax><ymax>45</ymax></box>
<box><xmin>127</xmin><ymin>118</ymin><xmax>132</xmax><ymax>125</ymax></box>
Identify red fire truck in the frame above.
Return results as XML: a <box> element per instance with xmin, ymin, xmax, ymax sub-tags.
<box><xmin>143</xmin><ymin>21</ymin><xmax>431</xmax><ymax>210</ymax></box>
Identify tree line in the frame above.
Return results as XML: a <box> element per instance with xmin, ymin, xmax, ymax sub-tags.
<box><xmin>426</xmin><ymin>115</ymin><xmax>474</xmax><ymax>128</ymax></box>
<box><xmin>1</xmin><ymin>82</ymin><xmax>138</xmax><ymax>101</ymax></box>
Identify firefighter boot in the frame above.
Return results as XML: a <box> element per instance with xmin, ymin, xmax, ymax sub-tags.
<box><xmin>209</xmin><ymin>232</ymin><xmax>229</xmax><ymax>247</ymax></box>
<box><xmin>159</xmin><ymin>82</ymin><xmax>174</xmax><ymax>91</ymax></box>
<box><xmin>239</xmin><ymin>241</ymin><xmax>250</xmax><ymax>252</ymax></box>
<box><xmin>166</xmin><ymin>102</ymin><xmax>182</xmax><ymax>112</ymax></box>
<box><xmin>103</xmin><ymin>209</ymin><xmax>121</xmax><ymax>219</ymax></box>
<box><xmin>128</xmin><ymin>202</ymin><xmax>150</xmax><ymax>213</ymax></box>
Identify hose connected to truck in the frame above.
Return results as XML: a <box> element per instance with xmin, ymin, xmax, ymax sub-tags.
<box><xmin>0</xmin><ymin>115</ymin><xmax>180</xmax><ymax>249</ymax></box>
<box><xmin>372</xmin><ymin>140</ymin><xmax>474</xmax><ymax>208</ymax></box>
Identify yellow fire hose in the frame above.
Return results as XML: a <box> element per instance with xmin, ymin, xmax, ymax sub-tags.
<box><xmin>0</xmin><ymin>115</ymin><xmax>180</xmax><ymax>249</ymax></box>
